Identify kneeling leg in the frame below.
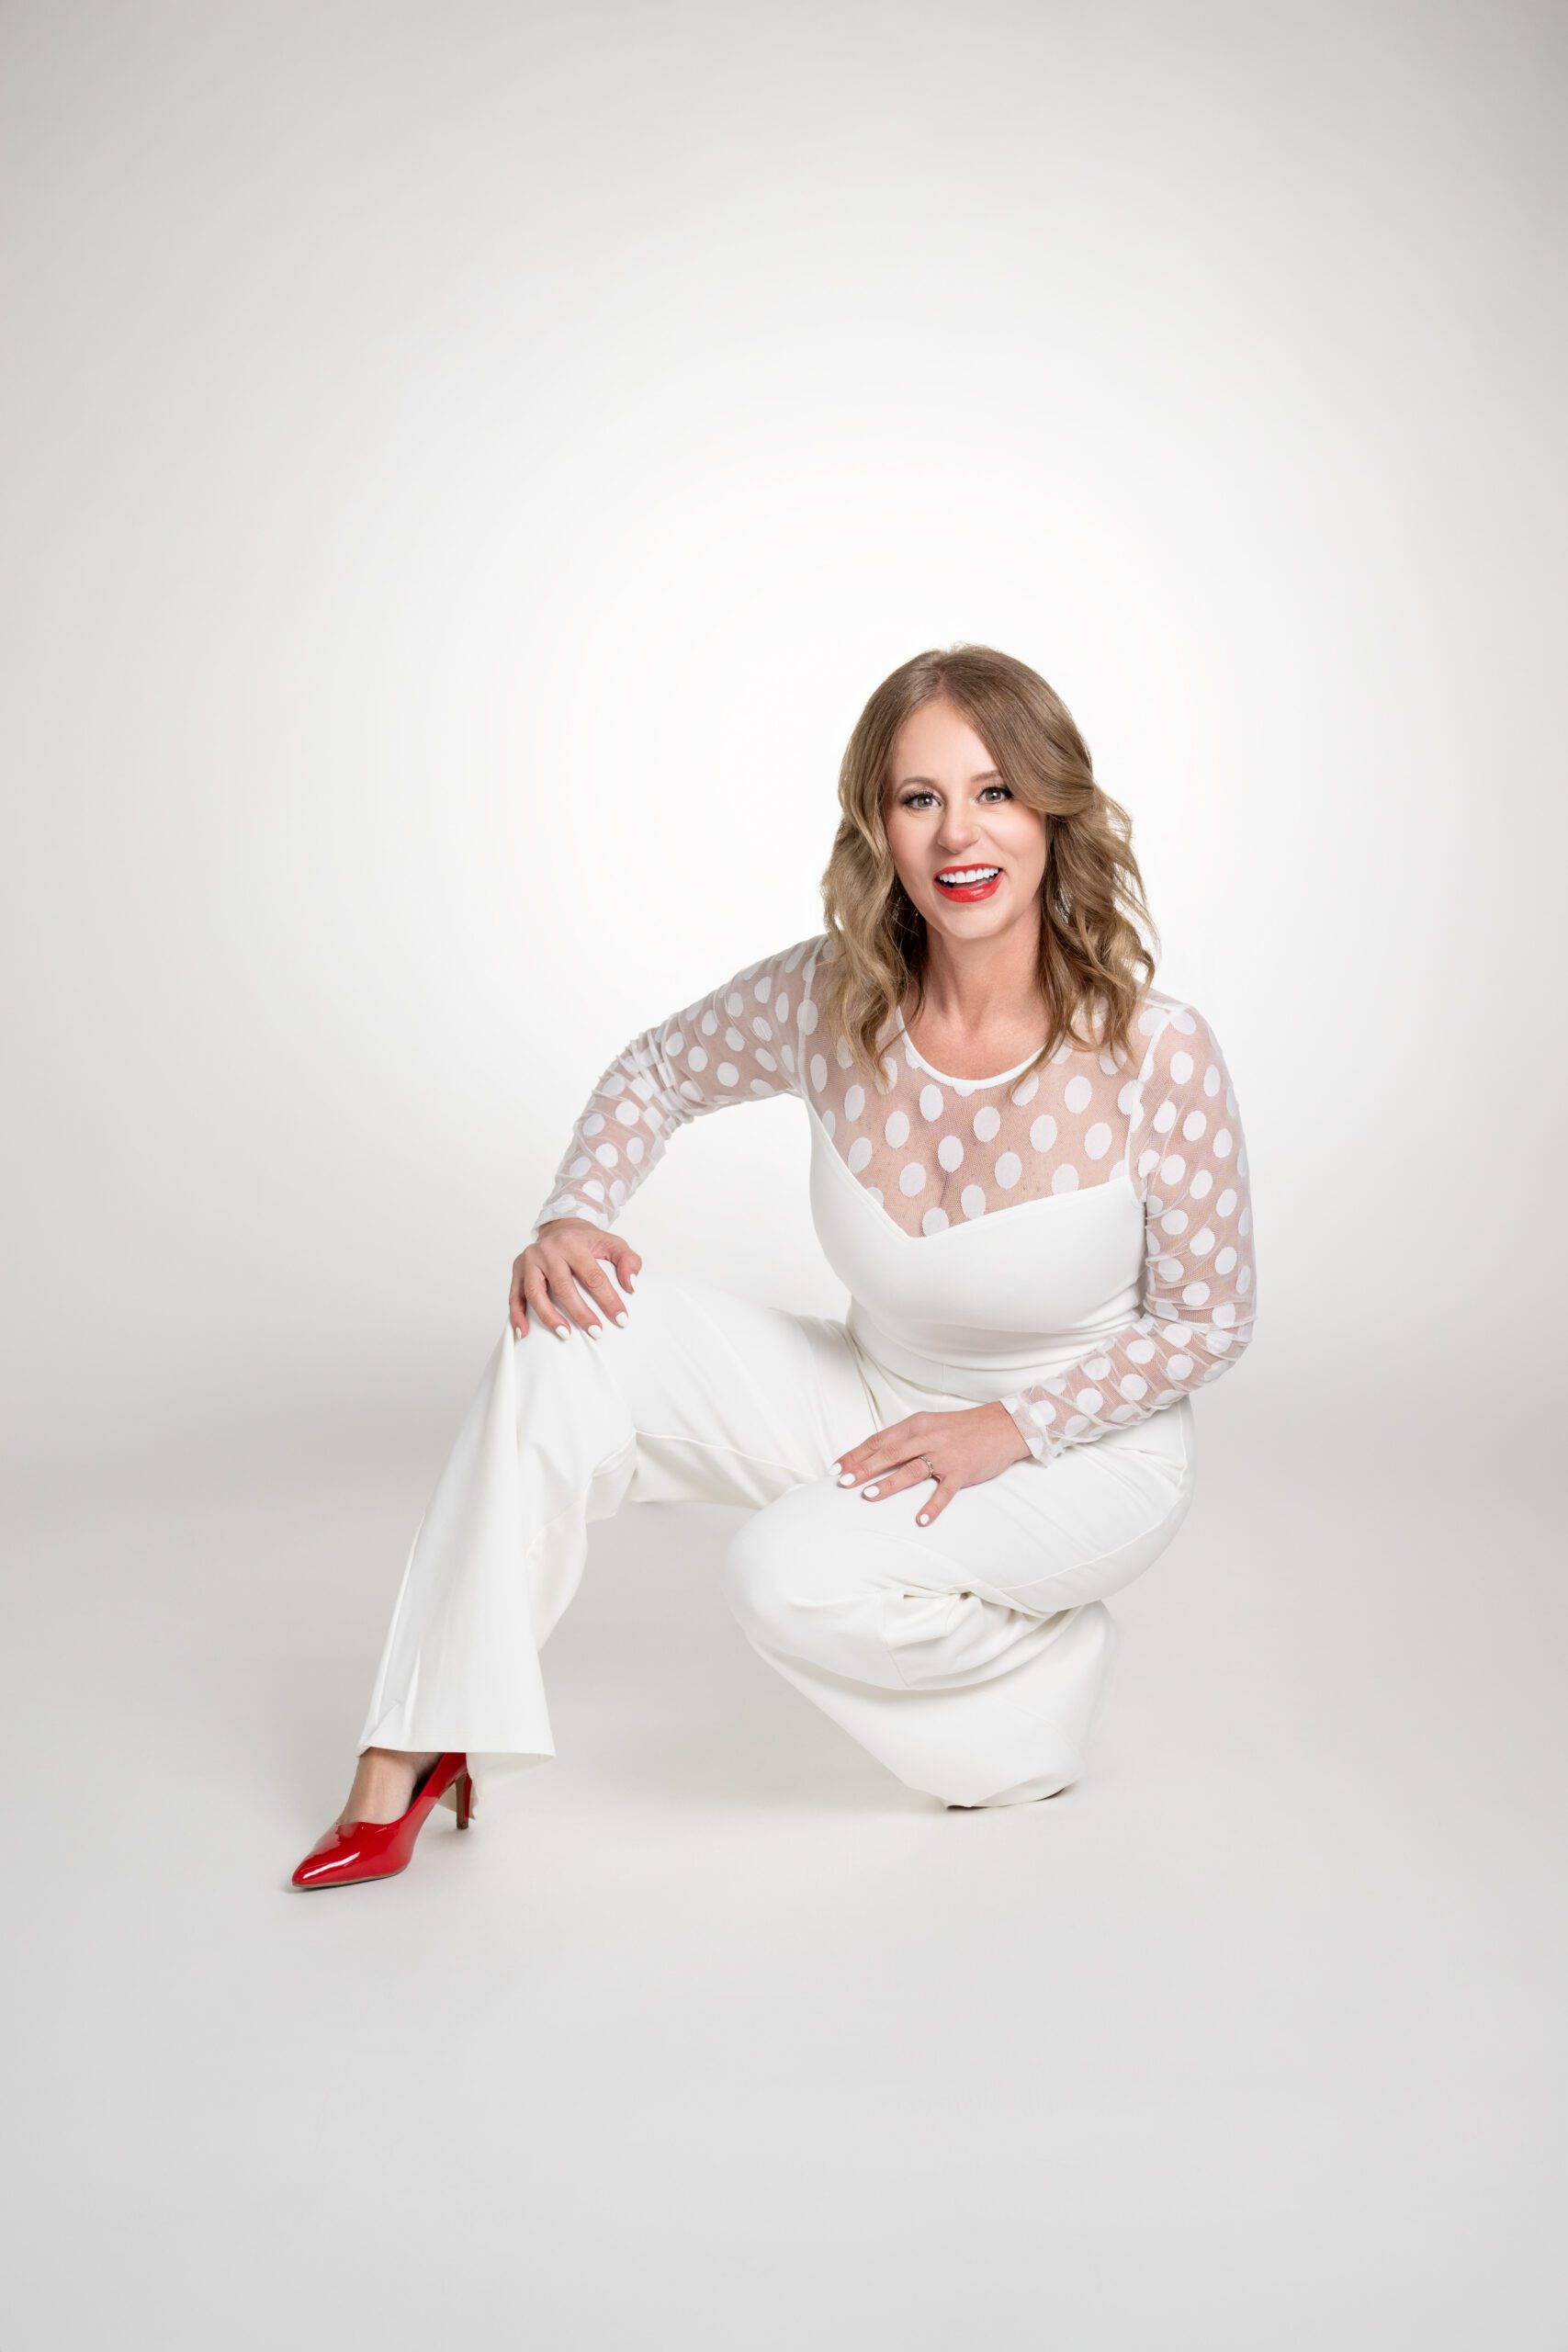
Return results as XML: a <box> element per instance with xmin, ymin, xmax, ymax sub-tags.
<box><xmin>723</xmin><ymin>1425</ymin><xmax>1194</xmax><ymax>1809</ymax></box>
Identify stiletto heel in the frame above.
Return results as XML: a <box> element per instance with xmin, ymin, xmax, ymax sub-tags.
<box><xmin>290</xmin><ymin>1750</ymin><xmax>472</xmax><ymax>1891</ymax></box>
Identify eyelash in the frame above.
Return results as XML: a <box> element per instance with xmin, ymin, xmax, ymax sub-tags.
<box><xmin>897</xmin><ymin>785</ymin><xmax>1012</xmax><ymax>811</ymax></box>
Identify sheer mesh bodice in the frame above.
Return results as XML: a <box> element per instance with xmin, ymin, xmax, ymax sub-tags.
<box><xmin>530</xmin><ymin>934</ymin><xmax>1257</xmax><ymax>1465</ymax></box>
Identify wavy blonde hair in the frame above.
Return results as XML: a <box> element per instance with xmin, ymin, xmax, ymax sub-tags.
<box><xmin>817</xmin><ymin>644</ymin><xmax>1159</xmax><ymax>1091</ymax></box>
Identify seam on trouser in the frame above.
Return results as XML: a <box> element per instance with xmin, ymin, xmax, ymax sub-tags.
<box><xmin>740</xmin><ymin>1518</ymin><xmax>1077</xmax><ymax>1691</ymax></box>
<box><xmin>633</xmin><ymin>1430</ymin><xmax>818</xmax><ymax>1479</ymax></box>
<box><xmin>975</xmin><ymin>1470</ymin><xmax>1193</xmax><ymax>1600</ymax></box>
<box><xmin>731</xmin><ymin>1518</ymin><xmax>962</xmax><ymax>1688</ymax></box>
<box><xmin>874</xmin><ymin>1476</ymin><xmax>1190</xmax><ymax>1687</ymax></box>
<box><xmin>876</xmin><ymin>1582</ymin><xmax>1078</xmax><ymax>1693</ymax></box>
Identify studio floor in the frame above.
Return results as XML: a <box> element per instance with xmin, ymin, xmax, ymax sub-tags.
<box><xmin>7</xmin><ymin>1408</ymin><xmax>1562</xmax><ymax>2348</ymax></box>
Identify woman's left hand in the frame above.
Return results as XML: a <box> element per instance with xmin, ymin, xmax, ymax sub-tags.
<box><xmin>830</xmin><ymin>1402</ymin><xmax>1032</xmax><ymax>1526</ymax></box>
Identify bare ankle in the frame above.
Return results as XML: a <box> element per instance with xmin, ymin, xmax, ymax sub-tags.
<box><xmin>340</xmin><ymin>1747</ymin><xmax>440</xmax><ymax>1826</ymax></box>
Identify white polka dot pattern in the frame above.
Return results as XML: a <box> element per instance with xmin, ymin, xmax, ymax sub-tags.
<box><xmin>531</xmin><ymin>933</ymin><xmax>1257</xmax><ymax>1465</ymax></box>
<box><xmin>994</xmin><ymin>999</ymin><xmax>1257</xmax><ymax>1464</ymax></box>
<box><xmin>530</xmin><ymin>938</ymin><xmax>812</xmax><ymax>1242</ymax></box>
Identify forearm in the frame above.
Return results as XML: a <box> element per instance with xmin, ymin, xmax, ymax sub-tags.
<box><xmin>1000</xmin><ymin>1303</ymin><xmax>1255</xmax><ymax>1464</ymax></box>
<box><xmin>1002</xmin><ymin>999</ymin><xmax>1258</xmax><ymax>1464</ymax></box>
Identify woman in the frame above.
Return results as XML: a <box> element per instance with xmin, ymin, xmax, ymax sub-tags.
<box><xmin>290</xmin><ymin>644</ymin><xmax>1258</xmax><ymax>1889</ymax></box>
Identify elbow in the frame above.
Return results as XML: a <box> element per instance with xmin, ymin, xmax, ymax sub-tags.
<box><xmin>1195</xmin><ymin>1309</ymin><xmax>1255</xmax><ymax>1384</ymax></box>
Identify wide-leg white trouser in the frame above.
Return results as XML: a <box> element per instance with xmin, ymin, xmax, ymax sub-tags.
<box><xmin>357</xmin><ymin>1268</ymin><xmax>1197</xmax><ymax>1810</ymax></box>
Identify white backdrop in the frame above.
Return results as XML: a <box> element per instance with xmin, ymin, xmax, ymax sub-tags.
<box><xmin>4</xmin><ymin>6</ymin><xmax>1564</xmax><ymax>2346</ymax></box>
<box><xmin>6</xmin><ymin>0</ymin><xmax>1560</xmax><ymax>1480</ymax></box>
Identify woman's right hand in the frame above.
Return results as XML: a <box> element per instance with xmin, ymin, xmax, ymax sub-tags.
<box><xmin>510</xmin><ymin>1218</ymin><xmax>643</xmax><ymax>1340</ymax></box>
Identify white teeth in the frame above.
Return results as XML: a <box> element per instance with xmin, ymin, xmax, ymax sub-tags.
<box><xmin>937</xmin><ymin>866</ymin><xmax>999</xmax><ymax>885</ymax></box>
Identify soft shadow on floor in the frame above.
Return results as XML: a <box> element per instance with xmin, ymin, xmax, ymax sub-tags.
<box><xmin>6</xmin><ymin>1427</ymin><xmax>1564</xmax><ymax>2350</ymax></box>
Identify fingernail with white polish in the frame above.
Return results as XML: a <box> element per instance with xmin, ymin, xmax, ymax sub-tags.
<box><xmin>829</xmin><ymin>1462</ymin><xmax>841</xmax><ymax>1476</ymax></box>
<box><xmin>615</xmin><ymin>1313</ymin><xmax>627</xmax><ymax>1326</ymax></box>
<box><xmin>838</xmin><ymin>1474</ymin><xmax>856</xmax><ymax>1487</ymax></box>
<box><xmin>554</xmin><ymin>1324</ymin><xmax>570</xmax><ymax>1341</ymax></box>
<box><xmin>863</xmin><ymin>1485</ymin><xmax>879</xmax><ymax>1498</ymax></box>
<box><xmin>918</xmin><ymin>1514</ymin><xmax>930</xmax><ymax>1525</ymax></box>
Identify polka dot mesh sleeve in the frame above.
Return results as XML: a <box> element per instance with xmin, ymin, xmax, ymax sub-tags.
<box><xmin>997</xmin><ymin>1006</ymin><xmax>1258</xmax><ymax>1464</ymax></box>
<box><xmin>528</xmin><ymin>938</ymin><xmax>818</xmax><ymax>1239</ymax></box>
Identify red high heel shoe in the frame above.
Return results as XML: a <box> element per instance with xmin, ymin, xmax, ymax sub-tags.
<box><xmin>290</xmin><ymin>1751</ymin><xmax>475</xmax><ymax>1891</ymax></box>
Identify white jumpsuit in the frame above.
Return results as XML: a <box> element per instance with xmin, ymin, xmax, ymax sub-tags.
<box><xmin>357</xmin><ymin>935</ymin><xmax>1257</xmax><ymax>1810</ymax></box>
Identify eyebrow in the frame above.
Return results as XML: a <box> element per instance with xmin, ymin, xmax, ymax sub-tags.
<box><xmin>893</xmin><ymin>769</ymin><xmax>1004</xmax><ymax>789</ymax></box>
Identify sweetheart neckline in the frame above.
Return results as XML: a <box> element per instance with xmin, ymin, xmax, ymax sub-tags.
<box><xmin>805</xmin><ymin>1097</ymin><xmax>1138</xmax><ymax>1247</ymax></box>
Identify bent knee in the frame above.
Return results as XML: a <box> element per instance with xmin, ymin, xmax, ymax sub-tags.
<box><xmin>721</xmin><ymin>1498</ymin><xmax>793</xmax><ymax>1639</ymax></box>
<box><xmin>721</xmin><ymin>1480</ymin><xmax>847</xmax><ymax>1642</ymax></box>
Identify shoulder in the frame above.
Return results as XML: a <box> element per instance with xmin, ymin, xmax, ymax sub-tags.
<box><xmin>671</xmin><ymin>934</ymin><xmax>832</xmax><ymax>1063</ymax></box>
<box><xmin>745</xmin><ymin>931</ymin><xmax>833</xmax><ymax>1005</ymax></box>
<box><xmin>1132</xmin><ymin>987</ymin><xmax>1235</xmax><ymax>1091</ymax></box>
<box><xmin>670</xmin><ymin>933</ymin><xmax>828</xmax><ymax>1016</ymax></box>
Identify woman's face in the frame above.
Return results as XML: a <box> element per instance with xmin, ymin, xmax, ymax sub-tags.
<box><xmin>882</xmin><ymin>698</ymin><xmax>1047</xmax><ymax>947</ymax></box>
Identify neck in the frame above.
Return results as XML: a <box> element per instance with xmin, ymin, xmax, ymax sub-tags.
<box><xmin>914</xmin><ymin>911</ymin><xmax>1046</xmax><ymax>1031</ymax></box>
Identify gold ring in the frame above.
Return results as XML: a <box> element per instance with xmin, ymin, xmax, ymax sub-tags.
<box><xmin>922</xmin><ymin>1454</ymin><xmax>937</xmax><ymax>1481</ymax></box>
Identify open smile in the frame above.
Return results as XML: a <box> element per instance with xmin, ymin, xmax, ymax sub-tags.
<box><xmin>932</xmin><ymin>865</ymin><xmax>1002</xmax><ymax>901</ymax></box>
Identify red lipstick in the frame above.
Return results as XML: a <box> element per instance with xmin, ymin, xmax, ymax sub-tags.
<box><xmin>933</xmin><ymin>865</ymin><xmax>1002</xmax><ymax>902</ymax></box>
